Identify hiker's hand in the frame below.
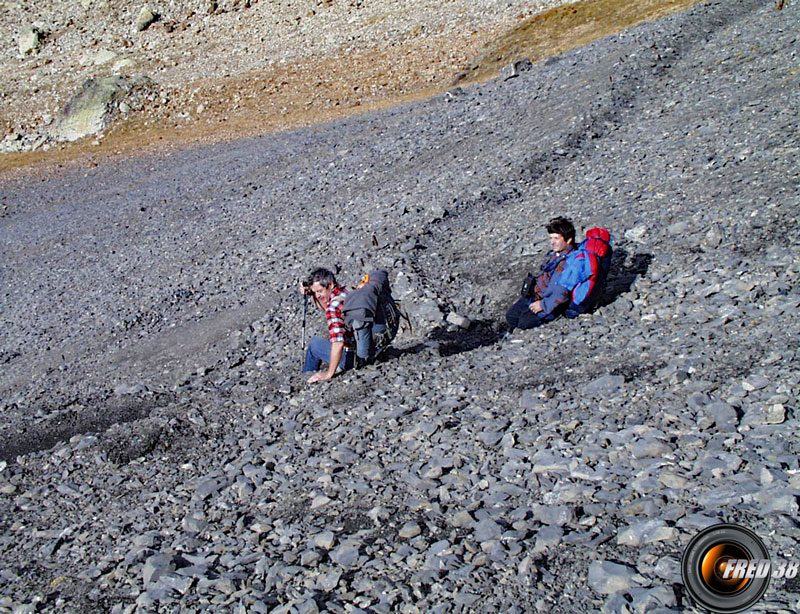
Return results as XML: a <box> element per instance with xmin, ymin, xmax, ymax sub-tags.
<box><xmin>307</xmin><ymin>371</ymin><xmax>333</xmax><ymax>384</ymax></box>
<box><xmin>530</xmin><ymin>300</ymin><xmax>543</xmax><ymax>314</ymax></box>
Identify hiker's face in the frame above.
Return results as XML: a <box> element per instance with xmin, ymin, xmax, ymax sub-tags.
<box><xmin>549</xmin><ymin>233</ymin><xmax>570</xmax><ymax>253</ymax></box>
<box><xmin>310</xmin><ymin>282</ymin><xmax>333</xmax><ymax>307</ymax></box>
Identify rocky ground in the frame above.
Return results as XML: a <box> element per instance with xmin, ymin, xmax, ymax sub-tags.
<box><xmin>1</xmin><ymin>0</ymin><xmax>799</xmax><ymax>613</ymax></box>
<box><xmin>1</xmin><ymin>0</ymin><xmax>564</xmax><ymax>156</ymax></box>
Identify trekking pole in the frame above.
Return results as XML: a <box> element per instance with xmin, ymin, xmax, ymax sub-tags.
<box><xmin>301</xmin><ymin>292</ymin><xmax>309</xmax><ymax>370</ymax></box>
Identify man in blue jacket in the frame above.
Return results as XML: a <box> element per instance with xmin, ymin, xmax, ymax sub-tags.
<box><xmin>506</xmin><ymin>216</ymin><xmax>577</xmax><ymax>331</ymax></box>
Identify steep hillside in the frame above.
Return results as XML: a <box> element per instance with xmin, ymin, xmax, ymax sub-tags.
<box><xmin>0</xmin><ymin>0</ymin><xmax>798</xmax><ymax>613</ymax></box>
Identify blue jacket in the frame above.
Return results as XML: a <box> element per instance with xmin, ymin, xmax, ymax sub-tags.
<box><xmin>536</xmin><ymin>248</ymin><xmax>574</xmax><ymax>315</ymax></box>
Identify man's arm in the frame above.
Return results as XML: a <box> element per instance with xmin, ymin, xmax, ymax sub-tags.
<box><xmin>299</xmin><ymin>282</ymin><xmax>323</xmax><ymax>310</ymax></box>
<box><xmin>534</xmin><ymin>283</ymin><xmax>571</xmax><ymax>315</ymax></box>
<box><xmin>533</xmin><ymin>257</ymin><xmax>572</xmax><ymax>315</ymax></box>
<box><xmin>307</xmin><ymin>341</ymin><xmax>345</xmax><ymax>383</ymax></box>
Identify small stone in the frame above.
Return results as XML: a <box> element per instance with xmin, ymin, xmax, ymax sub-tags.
<box><xmin>585</xmin><ymin>375</ymin><xmax>625</xmax><ymax>396</ymax></box>
<box><xmin>533</xmin><ymin>526</ymin><xmax>563</xmax><ymax>553</ymax></box>
<box><xmin>300</xmin><ymin>550</ymin><xmax>321</xmax><ymax>566</ymax></box>
<box><xmin>157</xmin><ymin>573</ymin><xmax>193</xmax><ymax>595</ymax></box>
<box><xmin>629</xmin><ymin>585</ymin><xmax>678</xmax><ymax>611</ymax></box>
<box><xmin>742</xmin><ymin>374</ymin><xmax>769</xmax><ymax>391</ymax></box>
<box><xmin>313</xmin><ymin>531</ymin><xmax>335</xmax><ymax>550</ymax></box>
<box><xmin>451</xmin><ymin>510</ymin><xmax>473</xmax><ymax>527</ymax></box>
<box><xmin>601</xmin><ymin>592</ymin><xmax>632</xmax><ymax>614</ymax></box>
<box><xmin>330</xmin><ymin>542</ymin><xmax>360</xmax><ymax>567</ymax></box>
<box><xmin>653</xmin><ymin>557</ymin><xmax>681</xmax><ymax>582</ymax></box>
<box><xmin>319</xmin><ymin>568</ymin><xmax>341</xmax><ymax>591</ymax></box>
<box><xmin>297</xmin><ymin>599</ymin><xmax>321</xmax><ymax>614</ymax></box>
<box><xmin>699</xmin><ymin>486</ymin><xmax>743</xmax><ymax>507</ymax></box>
<box><xmin>702</xmin><ymin>401</ymin><xmax>738</xmax><ymax>431</ymax></box>
<box><xmin>677</xmin><ymin>514</ymin><xmax>723</xmax><ymax>531</ymax></box>
<box><xmin>399</xmin><ymin>521</ymin><xmax>421</xmax><ymax>539</ymax></box>
<box><xmin>446</xmin><ymin>312</ymin><xmax>472</xmax><ymax>329</ymax></box>
<box><xmin>757</xmin><ymin>488</ymin><xmax>799</xmax><ymax>516</ymax></box>
<box><xmin>532</xmin><ymin>450</ymin><xmax>571</xmax><ymax>474</ymax></box>
<box><xmin>532</xmin><ymin>504</ymin><xmax>575</xmax><ymax>526</ymax></box>
<box><xmin>194</xmin><ymin>477</ymin><xmax>227</xmax><ymax>500</ymax></box>
<box><xmin>473</xmin><ymin>519</ymin><xmax>504</xmax><ymax>542</ymax></box>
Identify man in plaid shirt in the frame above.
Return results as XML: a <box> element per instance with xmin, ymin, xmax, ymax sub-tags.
<box><xmin>301</xmin><ymin>268</ymin><xmax>355</xmax><ymax>383</ymax></box>
<box><xmin>505</xmin><ymin>216</ymin><xmax>577</xmax><ymax>331</ymax></box>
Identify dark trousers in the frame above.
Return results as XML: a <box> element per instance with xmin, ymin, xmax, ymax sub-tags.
<box><xmin>506</xmin><ymin>297</ymin><xmax>553</xmax><ymax>330</ymax></box>
<box><xmin>506</xmin><ymin>298</ymin><xmax>583</xmax><ymax>331</ymax></box>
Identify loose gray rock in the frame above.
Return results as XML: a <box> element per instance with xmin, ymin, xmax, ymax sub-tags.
<box><xmin>702</xmin><ymin>401</ymin><xmax>739</xmax><ymax>431</ymax></box>
<box><xmin>533</xmin><ymin>526</ymin><xmax>563</xmax><ymax>553</ymax></box>
<box><xmin>446</xmin><ymin>312</ymin><xmax>472</xmax><ymax>329</ymax></box>
<box><xmin>330</xmin><ymin>542</ymin><xmax>360</xmax><ymax>567</ymax></box>
<box><xmin>473</xmin><ymin>519</ymin><xmax>503</xmax><ymax>542</ymax></box>
<box><xmin>399</xmin><ymin>521</ymin><xmax>422</xmax><ymax>539</ymax></box>
<box><xmin>588</xmin><ymin>560</ymin><xmax>640</xmax><ymax>595</ymax></box>
<box><xmin>617</xmin><ymin>520</ymin><xmax>675</xmax><ymax>547</ymax></box>
<box><xmin>585</xmin><ymin>375</ymin><xmax>625</xmax><ymax>396</ymax></box>
<box><xmin>143</xmin><ymin>554</ymin><xmax>176</xmax><ymax>587</ymax></box>
<box><xmin>630</xmin><ymin>438</ymin><xmax>674</xmax><ymax>459</ymax></box>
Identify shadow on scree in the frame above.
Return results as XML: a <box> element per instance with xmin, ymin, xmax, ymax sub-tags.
<box><xmin>409</xmin><ymin>249</ymin><xmax>653</xmax><ymax>359</ymax></box>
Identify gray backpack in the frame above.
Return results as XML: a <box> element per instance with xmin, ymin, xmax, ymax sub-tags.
<box><xmin>343</xmin><ymin>270</ymin><xmax>410</xmax><ymax>357</ymax></box>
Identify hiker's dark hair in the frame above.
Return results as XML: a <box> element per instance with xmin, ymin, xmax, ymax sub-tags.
<box><xmin>545</xmin><ymin>216</ymin><xmax>576</xmax><ymax>244</ymax></box>
<box><xmin>308</xmin><ymin>267</ymin><xmax>337</xmax><ymax>288</ymax></box>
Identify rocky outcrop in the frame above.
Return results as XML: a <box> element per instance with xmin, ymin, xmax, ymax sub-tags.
<box><xmin>48</xmin><ymin>75</ymin><xmax>158</xmax><ymax>142</ymax></box>
<box><xmin>17</xmin><ymin>24</ymin><xmax>42</xmax><ymax>56</ymax></box>
<box><xmin>134</xmin><ymin>7</ymin><xmax>159</xmax><ymax>32</ymax></box>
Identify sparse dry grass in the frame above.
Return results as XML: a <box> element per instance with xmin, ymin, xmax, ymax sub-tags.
<box><xmin>457</xmin><ymin>0</ymin><xmax>706</xmax><ymax>84</ymax></box>
<box><xmin>0</xmin><ymin>0</ymin><xmax>706</xmax><ymax>177</ymax></box>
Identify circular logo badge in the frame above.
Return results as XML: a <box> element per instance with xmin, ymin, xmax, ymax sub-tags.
<box><xmin>681</xmin><ymin>523</ymin><xmax>771</xmax><ymax>613</ymax></box>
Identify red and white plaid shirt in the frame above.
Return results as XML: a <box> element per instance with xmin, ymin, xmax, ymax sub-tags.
<box><xmin>326</xmin><ymin>286</ymin><xmax>352</xmax><ymax>349</ymax></box>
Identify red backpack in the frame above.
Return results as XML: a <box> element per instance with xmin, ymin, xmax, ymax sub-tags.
<box><xmin>560</xmin><ymin>228</ymin><xmax>613</xmax><ymax>311</ymax></box>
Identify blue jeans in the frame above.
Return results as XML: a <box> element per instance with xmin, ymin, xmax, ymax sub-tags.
<box><xmin>352</xmin><ymin>321</ymin><xmax>388</xmax><ymax>361</ymax></box>
<box><xmin>302</xmin><ymin>337</ymin><xmax>354</xmax><ymax>373</ymax></box>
